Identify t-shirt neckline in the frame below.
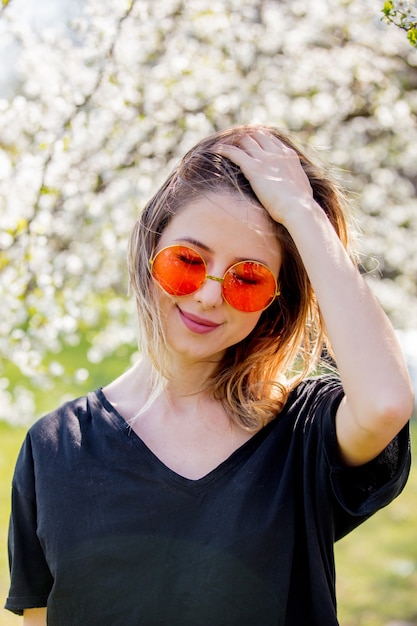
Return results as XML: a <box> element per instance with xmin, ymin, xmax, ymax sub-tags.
<box><xmin>93</xmin><ymin>387</ymin><xmax>278</xmax><ymax>488</ymax></box>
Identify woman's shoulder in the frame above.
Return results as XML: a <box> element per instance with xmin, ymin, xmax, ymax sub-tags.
<box><xmin>289</xmin><ymin>374</ymin><xmax>343</xmax><ymax>403</ymax></box>
<box><xmin>280</xmin><ymin>374</ymin><xmax>344</xmax><ymax>424</ymax></box>
<box><xmin>27</xmin><ymin>390</ymin><xmax>102</xmax><ymax>444</ymax></box>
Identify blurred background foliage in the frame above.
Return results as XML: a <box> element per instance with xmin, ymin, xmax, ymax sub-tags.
<box><xmin>0</xmin><ymin>0</ymin><xmax>417</xmax><ymax>421</ymax></box>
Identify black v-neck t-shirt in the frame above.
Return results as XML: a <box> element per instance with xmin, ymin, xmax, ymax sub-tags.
<box><xmin>6</xmin><ymin>377</ymin><xmax>411</xmax><ymax>625</ymax></box>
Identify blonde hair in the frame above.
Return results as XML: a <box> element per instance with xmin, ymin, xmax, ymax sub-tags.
<box><xmin>128</xmin><ymin>125</ymin><xmax>356</xmax><ymax>431</ymax></box>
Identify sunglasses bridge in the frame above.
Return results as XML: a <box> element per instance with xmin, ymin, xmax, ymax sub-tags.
<box><xmin>205</xmin><ymin>274</ymin><xmax>224</xmax><ymax>284</ymax></box>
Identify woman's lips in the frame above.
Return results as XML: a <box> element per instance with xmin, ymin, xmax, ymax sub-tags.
<box><xmin>178</xmin><ymin>308</ymin><xmax>222</xmax><ymax>334</ymax></box>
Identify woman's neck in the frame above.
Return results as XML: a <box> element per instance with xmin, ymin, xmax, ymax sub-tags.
<box><xmin>143</xmin><ymin>352</ymin><xmax>220</xmax><ymax>398</ymax></box>
<box><xmin>104</xmin><ymin>354</ymin><xmax>220</xmax><ymax>422</ymax></box>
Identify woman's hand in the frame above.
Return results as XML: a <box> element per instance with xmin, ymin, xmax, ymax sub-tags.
<box><xmin>216</xmin><ymin>130</ymin><xmax>315</xmax><ymax>226</ymax></box>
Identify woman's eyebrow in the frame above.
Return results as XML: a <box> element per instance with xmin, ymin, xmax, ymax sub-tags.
<box><xmin>174</xmin><ymin>237</ymin><xmax>213</xmax><ymax>253</ymax></box>
<box><xmin>173</xmin><ymin>236</ymin><xmax>271</xmax><ymax>268</ymax></box>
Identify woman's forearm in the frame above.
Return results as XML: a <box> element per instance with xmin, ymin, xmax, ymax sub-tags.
<box><xmin>23</xmin><ymin>608</ymin><xmax>47</xmax><ymax>626</ymax></box>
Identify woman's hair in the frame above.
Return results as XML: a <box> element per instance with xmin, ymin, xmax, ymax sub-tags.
<box><xmin>128</xmin><ymin>124</ymin><xmax>356</xmax><ymax>431</ymax></box>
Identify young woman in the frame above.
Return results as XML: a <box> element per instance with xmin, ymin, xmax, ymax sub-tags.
<box><xmin>6</xmin><ymin>125</ymin><xmax>413</xmax><ymax>625</ymax></box>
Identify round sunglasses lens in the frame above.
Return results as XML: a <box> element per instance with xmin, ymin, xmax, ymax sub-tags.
<box><xmin>151</xmin><ymin>246</ymin><xmax>206</xmax><ymax>296</ymax></box>
<box><xmin>223</xmin><ymin>262</ymin><xmax>277</xmax><ymax>312</ymax></box>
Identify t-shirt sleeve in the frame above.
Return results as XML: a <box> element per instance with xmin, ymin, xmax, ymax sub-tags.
<box><xmin>5</xmin><ymin>434</ymin><xmax>53</xmax><ymax>615</ymax></box>
<box><xmin>316</xmin><ymin>379</ymin><xmax>411</xmax><ymax>540</ymax></box>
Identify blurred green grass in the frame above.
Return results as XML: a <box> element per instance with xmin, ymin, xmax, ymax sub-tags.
<box><xmin>0</xmin><ymin>421</ymin><xmax>26</xmax><ymax>625</ymax></box>
<box><xmin>335</xmin><ymin>421</ymin><xmax>417</xmax><ymax>626</ymax></box>
<box><xmin>0</xmin><ymin>372</ymin><xmax>416</xmax><ymax>624</ymax></box>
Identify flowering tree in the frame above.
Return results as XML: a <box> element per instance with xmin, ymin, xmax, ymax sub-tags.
<box><xmin>382</xmin><ymin>0</ymin><xmax>417</xmax><ymax>47</ymax></box>
<box><xmin>1</xmin><ymin>0</ymin><xmax>417</xmax><ymax>421</ymax></box>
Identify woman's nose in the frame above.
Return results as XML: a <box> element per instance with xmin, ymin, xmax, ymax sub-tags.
<box><xmin>194</xmin><ymin>275</ymin><xmax>224</xmax><ymax>309</ymax></box>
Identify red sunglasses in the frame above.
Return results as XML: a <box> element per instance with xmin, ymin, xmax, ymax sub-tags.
<box><xmin>150</xmin><ymin>245</ymin><xmax>280</xmax><ymax>313</ymax></box>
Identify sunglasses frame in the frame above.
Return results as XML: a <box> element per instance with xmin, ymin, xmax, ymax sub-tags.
<box><xmin>149</xmin><ymin>244</ymin><xmax>280</xmax><ymax>313</ymax></box>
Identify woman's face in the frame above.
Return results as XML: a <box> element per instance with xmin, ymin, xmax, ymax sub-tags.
<box><xmin>152</xmin><ymin>191</ymin><xmax>282</xmax><ymax>368</ymax></box>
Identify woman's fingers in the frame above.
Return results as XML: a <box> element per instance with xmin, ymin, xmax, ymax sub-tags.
<box><xmin>214</xmin><ymin>132</ymin><xmax>314</xmax><ymax>225</ymax></box>
<box><xmin>215</xmin><ymin>142</ymin><xmax>255</xmax><ymax>170</ymax></box>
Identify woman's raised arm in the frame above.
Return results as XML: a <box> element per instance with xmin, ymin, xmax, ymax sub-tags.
<box><xmin>217</xmin><ymin>131</ymin><xmax>414</xmax><ymax>466</ymax></box>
